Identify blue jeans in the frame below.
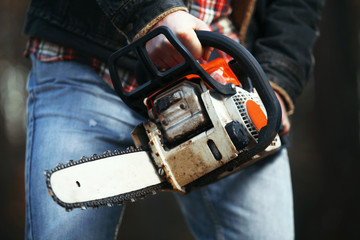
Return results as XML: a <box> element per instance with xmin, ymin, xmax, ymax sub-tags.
<box><xmin>25</xmin><ymin>55</ymin><xmax>294</xmax><ymax>240</ymax></box>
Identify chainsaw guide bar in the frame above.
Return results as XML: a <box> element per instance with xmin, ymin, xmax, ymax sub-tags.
<box><xmin>45</xmin><ymin>147</ymin><xmax>171</xmax><ymax>211</ymax></box>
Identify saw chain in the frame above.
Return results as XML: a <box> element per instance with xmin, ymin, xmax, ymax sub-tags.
<box><xmin>45</xmin><ymin>146</ymin><xmax>171</xmax><ymax>211</ymax></box>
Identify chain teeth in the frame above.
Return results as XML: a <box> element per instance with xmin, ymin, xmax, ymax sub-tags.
<box><xmin>45</xmin><ymin>146</ymin><xmax>171</xmax><ymax>211</ymax></box>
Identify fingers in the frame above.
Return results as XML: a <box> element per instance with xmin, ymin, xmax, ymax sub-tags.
<box><xmin>274</xmin><ymin>91</ymin><xmax>291</xmax><ymax>135</ymax></box>
<box><xmin>192</xmin><ymin>16</ymin><xmax>213</xmax><ymax>61</ymax></box>
<box><xmin>146</xmin><ymin>35</ymin><xmax>184</xmax><ymax>68</ymax></box>
<box><xmin>146</xmin><ymin>11</ymin><xmax>212</xmax><ymax>69</ymax></box>
<box><xmin>176</xmin><ymin>29</ymin><xmax>203</xmax><ymax>60</ymax></box>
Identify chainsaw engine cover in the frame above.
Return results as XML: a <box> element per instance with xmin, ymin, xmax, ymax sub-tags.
<box><xmin>132</xmin><ymin>83</ymin><xmax>281</xmax><ymax>192</ymax></box>
<box><xmin>150</xmin><ymin>81</ymin><xmax>211</xmax><ymax>145</ymax></box>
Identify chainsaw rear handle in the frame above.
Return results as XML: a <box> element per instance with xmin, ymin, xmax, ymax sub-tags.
<box><xmin>195</xmin><ymin>31</ymin><xmax>282</xmax><ymax>157</ymax></box>
<box><xmin>109</xmin><ymin>26</ymin><xmax>281</xmax><ymax>153</ymax></box>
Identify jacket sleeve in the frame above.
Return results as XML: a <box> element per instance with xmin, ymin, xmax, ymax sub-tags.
<box><xmin>95</xmin><ymin>0</ymin><xmax>188</xmax><ymax>42</ymax></box>
<box><xmin>252</xmin><ymin>0</ymin><xmax>323</xmax><ymax>114</ymax></box>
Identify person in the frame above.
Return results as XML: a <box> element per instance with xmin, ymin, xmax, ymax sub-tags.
<box><xmin>24</xmin><ymin>0</ymin><xmax>323</xmax><ymax>239</ymax></box>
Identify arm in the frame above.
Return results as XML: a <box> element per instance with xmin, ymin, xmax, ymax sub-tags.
<box><xmin>96</xmin><ymin>0</ymin><xmax>211</xmax><ymax>68</ymax></box>
<box><xmin>95</xmin><ymin>0</ymin><xmax>187</xmax><ymax>41</ymax></box>
<box><xmin>251</xmin><ymin>0</ymin><xmax>323</xmax><ymax>115</ymax></box>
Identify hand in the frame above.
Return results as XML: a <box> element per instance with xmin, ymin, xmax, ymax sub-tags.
<box><xmin>274</xmin><ymin>91</ymin><xmax>290</xmax><ymax>135</ymax></box>
<box><xmin>146</xmin><ymin>11</ymin><xmax>212</xmax><ymax>69</ymax></box>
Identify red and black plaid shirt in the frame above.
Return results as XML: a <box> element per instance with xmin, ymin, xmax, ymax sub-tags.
<box><xmin>25</xmin><ymin>0</ymin><xmax>236</xmax><ymax>91</ymax></box>
<box><xmin>190</xmin><ymin>0</ymin><xmax>238</xmax><ymax>41</ymax></box>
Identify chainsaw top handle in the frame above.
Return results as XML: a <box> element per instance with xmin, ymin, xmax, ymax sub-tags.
<box><xmin>108</xmin><ymin>26</ymin><xmax>281</xmax><ymax>152</ymax></box>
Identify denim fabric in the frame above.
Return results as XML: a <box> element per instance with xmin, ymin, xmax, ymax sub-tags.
<box><xmin>25</xmin><ymin>55</ymin><xmax>294</xmax><ymax>239</ymax></box>
<box><xmin>25</xmin><ymin>55</ymin><xmax>144</xmax><ymax>239</ymax></box>
<box><xmin>245</xmin><ymin>0</ymin><xmax>323</xmax><ymax>108</ymax></box>
<box><xmin>175</xmin><ymin>149</ymin><xmax>294</xmax><ymax>240</ymax></box>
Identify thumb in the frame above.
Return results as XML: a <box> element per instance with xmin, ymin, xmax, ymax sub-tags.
<box><xmin>193</xmin><ymin>19</ymin><xmax>213</xmax><ymax>61</ymax></box>
<box><xmin>181</xmin><ymin>18</ymin><xmax>212</xmax><ymax>61</ymax></box>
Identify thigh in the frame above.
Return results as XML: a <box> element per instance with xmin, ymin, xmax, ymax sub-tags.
<box><xmin>25</xmin><ymin>57</ymin><xmax>144</xmax><ymax>240</ymax></box>
<box><xmin>175</xmin><ymin>149</ymin><xmax>294</xmax><ymax>240</ymax></box>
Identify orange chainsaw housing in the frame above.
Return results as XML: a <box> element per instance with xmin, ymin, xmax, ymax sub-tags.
<box><xmin>146</xmin><ymin>58</ymin><xmax>241</xmax><ymax>113</ymax></box>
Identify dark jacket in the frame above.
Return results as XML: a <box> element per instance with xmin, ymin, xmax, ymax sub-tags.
<box><xmin>23</xmin><ymin>0</ymin><xmax>323</xmax><ymax>114</ymax></box>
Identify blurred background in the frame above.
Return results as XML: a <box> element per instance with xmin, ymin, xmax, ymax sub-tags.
<box><xmin>0</xmin><ymin>0</ymin><xmax>359</xmax><ymax>239</ymax></box>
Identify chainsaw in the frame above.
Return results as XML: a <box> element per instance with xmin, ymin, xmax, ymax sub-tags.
<box><xmin>45</xmin><ymin>27</ymin><xmax>282</xmax><ymax>211</ymax></box>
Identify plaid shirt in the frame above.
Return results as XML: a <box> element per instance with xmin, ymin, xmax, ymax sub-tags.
<box><xmin>190</xmin><ymin>0</ymin><xmax>239</xmax><ymax>61</ymax></box>
<box><xmin>25</xmin><ymin>0</ymin><xmax>236</xmax><ymax>90</ymax></box>
<box><xmin>190</xmin><ymin>0</ymin><xmax>238</xmax><ymax>41</ymax></box>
